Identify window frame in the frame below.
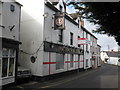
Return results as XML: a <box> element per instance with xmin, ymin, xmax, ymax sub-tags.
<box><xmin>10</xmin><ymin>4</ymin><xmax>15</xmax><ymax>12</ymax></box>
<box><xmin>1</xmin><ymin>48</ymin><xmax>16</xmax><ymax>78</ymax></box>
<box><xmin>70</xmin><ymin>32</ymin><xmax>73</xmax><ymax>45</ymax></box>
<box><xmin>59</xmin><ymin>30</ymin><xmax>63</xmax><ymax>43</ymax></box>
<box><xmin>56</xmin><ymin>53</ymin><xmax>64</xmax><ymax>70</ymax></box>
<box><xmin>70</xmin><ymin>54</ymin><xmax>74</xmax><ymax>68</ymax></box>
<box><xmin>78</xmin><ymin>36</ymin><xmax>80</xmax><ymax>47</ymax></box>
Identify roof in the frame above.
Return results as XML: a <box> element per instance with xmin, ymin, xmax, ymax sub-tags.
<box><xmin>49</xmin><ymin>0</ymin><xmax>59</xmax><ymax>5</ymax></box>
<box><xmin>81</xmin><ymin>26</ymin><xmax>98</xmax><ymax>40</ymax></box>
<box><xmin>97</xmin><ymin>44</ymin><xmax>101</xmax><ymax>47</ymax></box>
<box><xmin>69</xmin><ymin>13</ymin><xmax>78</xmax><ymax>20</ymax></box>
<box><xmin>105</xmin><ymin>51</ymin><xmax>120</xmax><ymax>57</ymax></box>
<box><xmin>0</xmin><ymin>0</ymin><xmax>23</xmax><ymax>6</ymax></box>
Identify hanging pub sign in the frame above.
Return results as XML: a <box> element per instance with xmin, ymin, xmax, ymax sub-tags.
<box><xmin>54</xmin><ymin>12</ymin><xmax>65</xmax><ymax>30</ymax></box>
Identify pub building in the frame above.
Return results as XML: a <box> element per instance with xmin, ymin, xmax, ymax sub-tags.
<box><xmin>18</xmin><ymin>0</ymin><xmax>101</xmax><ymax>80</ymax></box>
<box><xmin>0</xmin><ymin>0</ymin><xmax>21</xmax><ymax>86</ymax></box>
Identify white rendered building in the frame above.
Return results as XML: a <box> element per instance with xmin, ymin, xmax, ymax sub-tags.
<box><xmin>18</xmin><ymin>0</ymin><xmax>100</xmax><ymax>79</ymax></box>
<box><xmin>0</xmin><ymin>0</ymin><xmax>21</xmax><ymax>86</ymax></box>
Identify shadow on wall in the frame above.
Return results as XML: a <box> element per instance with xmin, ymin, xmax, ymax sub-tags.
<box><xmin>19</xmin><ymin>9</ymin><xmax>43</xmax><ymax>72</ymax></box>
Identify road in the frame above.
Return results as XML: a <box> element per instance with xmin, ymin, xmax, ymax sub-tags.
<box><xmin>5</xmin><ymin>64</ymin><xmax>119</xmax><ymax>89</ymax></box>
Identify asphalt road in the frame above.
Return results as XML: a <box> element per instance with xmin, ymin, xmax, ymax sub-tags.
<box><xmin>5</xmin><ymin>64</ymin><xmax>120</xmax><ymax>89</ymax></box>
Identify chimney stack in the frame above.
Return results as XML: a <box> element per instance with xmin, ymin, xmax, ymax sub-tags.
<box><xmin>80</xmin><ymin>21</ymin><xmax>84</xmax><ymax>26</ymax></box>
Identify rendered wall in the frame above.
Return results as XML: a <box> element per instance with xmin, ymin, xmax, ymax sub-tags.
<box><xmin>19</xmin><ymin>0</ymin><xmax>44</xmax><ymax>76</ymax></box>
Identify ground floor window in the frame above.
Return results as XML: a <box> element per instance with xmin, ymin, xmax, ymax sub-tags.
<box><xmin>56</xmin><ymin>53</ymin><xmax>64</xmax><ymax>70</ymax></box>
<box><xmin>78</xmin><ymin>55</ymin><xmax>80</xmax><ymax>67</ymax></box>
<box><xmin>0</xmin><ymin>58</ymin><xmax>2</xmax><ymax>77</ymax></box>
<box><xmin>1</xmin><ymin>48</ymin><xmax>16</xmax><ymax>77</ymax></box>
<box><xmin>86</xmin><ymin>59</ymin><xmax>88</xmax><ymax>67</ymax></box>
<box><xmin>70</xmin><ymin>54</ymin><xmax>74</xmax><ymax>68</ymax></box>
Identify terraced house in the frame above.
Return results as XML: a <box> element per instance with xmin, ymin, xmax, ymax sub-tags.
<box><xmin>0</xmin><ymin>0</ymin><xmax>21</xmax><ymax>86</ymax></box>
<box><xmin>0</xmin><ymin>0</ymin><xmax>101</xmax><ymax>87</ymax></box>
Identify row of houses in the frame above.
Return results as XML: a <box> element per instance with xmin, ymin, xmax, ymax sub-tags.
<box><xmin>0</xmin><ymin>0</ymin><xmax>101</xmax><ymax>87</ymax></box>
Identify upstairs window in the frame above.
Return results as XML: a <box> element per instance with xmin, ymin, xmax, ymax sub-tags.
<box><xmin>59</xmin><ymin>30</ymin><xmax>63</xmax><ymax>43</ymax></box>
<box><xmin>59</xmin><ymin>5</ymin><xmax>63</xmax><ymax>12</ymax></box>
<box><xmin>10</xmin><ymin>4</ymin><xmax>15</xmax><ymax>12</ymax></box>
<box><xmin>70</xmin><ymin>32</ymin><xmax>73</xmax><ymax>45</ymax></box>
<box><xmin>78</xmin><ymin>36</ymin><xmax>80</xmax><ymax>47</ymax></box>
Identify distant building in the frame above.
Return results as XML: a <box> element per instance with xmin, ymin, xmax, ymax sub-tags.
<box><xmin>101</xmin><ymin>51</ymin><xmax>120</xmax><ymax>65</ymax></box>
<box><xmin>97</xmin><ymin>45</ymin><xmax>101</xmax><ymax>67</ymax></box>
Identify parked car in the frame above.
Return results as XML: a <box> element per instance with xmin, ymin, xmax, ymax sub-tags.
<box><xmin>17</xmin><ymin>65</ymin><xmax>31</xmax><ymax>80</ymax></box>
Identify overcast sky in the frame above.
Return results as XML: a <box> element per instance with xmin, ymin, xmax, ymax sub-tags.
<box><xmin>66</xmin><ymin>5</ymin><xmax>119</xmax><ymax>51</ymax></box>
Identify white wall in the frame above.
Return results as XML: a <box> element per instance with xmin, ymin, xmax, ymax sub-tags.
<box><xmin>0</xmin><ymin>2</ymin><xmax>2</xmax><ymax>37</ymax></box>
<box><xmin>0</xmin><ymin>1</ymin><xmax>21</xmax><ymax>86</ymax></box>
<box><xmin>43</xmin><ymin>2</ymin><xmax>85</xmax><ymax>75</ymax></box>
<box><xmin>2</xmin><ymin>2</ymin><xmax>21</xmax><ymax>41</ymax></box>
<box><xmin>19</xmin><ymin>0</ymin><xmax>45</xmax><ymax>76</ymax></box>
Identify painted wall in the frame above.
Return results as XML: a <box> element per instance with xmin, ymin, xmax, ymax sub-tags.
<box><xmin>2</xmin><ymin>2</ymin><xmax>21</xmax><ymax>41</ymax></box>
<box><xmin>0</xmin><ymin>2</ymin><xmax>2</xmax><ymax>37</ymax></box>
<box><xmin>0</xmin><ymin>1</ymin><xmax>21</xmax><ymax>86</ymax></box>
<box><xmin>43</xmin><ymin>3</ymin><xmax>83</xmax><ymax>76</ymax></box>
<box><xmin>19</xmin><ymin>0</ymin><xmax>44</xmax><ymax>76</ymax></box>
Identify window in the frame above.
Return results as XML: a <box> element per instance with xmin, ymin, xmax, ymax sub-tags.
<box><xmin>86</xmin><ymin>44</ymin><xmax>88</xmax><ymax>51</ymax></box>
<box><xmin>59</xmin><ymin>5</ymin><xmax>63</xmax><ymax>12</ymax></box>
<box><xmin>78</xmin><ymin>54</ymin><xmax>80</xmax><ymax>67</ymax></box>
<box><xmin>86</xmin><ymin>59</ymin><xmax>88</xmax><ymax>67</ymax></box>
<box><xmin>2</xmin><ymin>48</ymin><xmax>16</xmax><ymax>77</ymax></box>
<box><xmin>0</xmin><ymin>58</ymin><xmax>2</xmax><ymax>77</ymax></box>
<box><xmin>10</xmin><ymin>4</ymin><xmax>15</xmax><ymax>12</ymax></box>
<box><xmin>78</xmin><ymin>36</ymin><xmax>80</xmax><ymax>47</ymax></box>
<box><xmin>2</xmin><ymin>58</ymin><xmax>8</xmax><ymax>77</ymax></box>
<box><xmin>70</xmin><ymin>54</ymin><xmax>74</xmax><ymax>67</ymax></box>
<box><xmin>56</xmin><ymin>53</ymin><xmax>64</xmax><ymax>70</ymax></box>
<box><xmin>70</xmin><ymin>32</ymin><xmax>73</xmax><ymax>45</ymax></box>
<box><xmin>78</xmin><ymin>20</ymin><xmax>80</xmax><ymax>28</ymax></box>
<box><xmin>59</xmin><ymin>30</ymin><xmax>63</xmax><ymax>43</ymax></box>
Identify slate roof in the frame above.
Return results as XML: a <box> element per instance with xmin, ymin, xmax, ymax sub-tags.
<box><xmin>69</xmin><ymin>13</ymin><xmax>78</xmax><ymax>20</ymax></box>
<box><xmin>105</xmin><ymin>51</ymin><xmax>120</xmax><ymax>57</ymax></box>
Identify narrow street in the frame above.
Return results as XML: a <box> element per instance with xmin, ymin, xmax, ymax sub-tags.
<box><xmin>6</xmin><ymin>64</ymin><xmax>119</xmax><ymax>89</ymax></box>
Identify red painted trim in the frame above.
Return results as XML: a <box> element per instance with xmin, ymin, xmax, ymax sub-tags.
<box><xmin>43</xmin><ymin>62</ymin><xmax>56</xmax><ymax>64</ymax></box>
<box><xmin>80</xmin><ymin>60</ymin><xmax>84</xmax><ymax>62</ymax></box>
<box><xmin>65</xmin><ymin>61</ymin><xmax>71</xmax><ymax>63</ymax></box>
<box><xmin>74</xmin><ymin>61</ymin><xmax>78</xmax><ymax>62</ymax></box>
<box><xmin>78</xmin><ymin>38</ymin><xmax>86</xmax><ymax>40</ymax></box>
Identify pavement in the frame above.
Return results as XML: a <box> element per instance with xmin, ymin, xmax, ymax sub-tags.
<box><xmin>4</xmin><ymin>64</ymin><xmax>120</xmax><ymax>89</ymax></box>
